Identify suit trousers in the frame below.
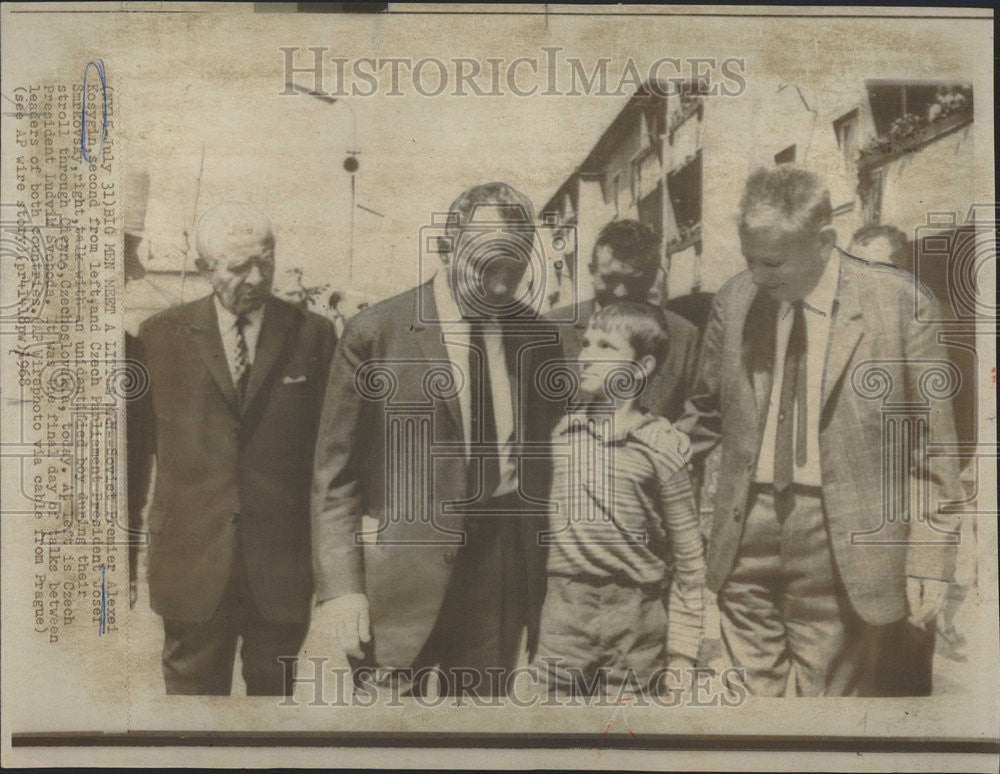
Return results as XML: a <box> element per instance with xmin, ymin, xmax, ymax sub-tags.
<box><xmin>869</xmin><ymin>618</ymin><xmax>935</xmax><ymax>697</ymax></box>
<box><xmin>717</xmin><ymin>486</ymin><xmax>882</xmax><ymax>697</ymax></box>
<box><xmin>356</xmin><ymin>494</ymin><xmax>529</xmax><ymax>698</ymax></box>
<box><xmin>160</xmin><ymin>530</ymin><xmax>308</xmax><ymax>695</ymax></box>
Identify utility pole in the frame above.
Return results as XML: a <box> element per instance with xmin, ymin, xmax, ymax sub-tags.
<box><xmin>285</xmin><ymin>81</ymin><xmax>360</xmax><ymax>291</ymax></box>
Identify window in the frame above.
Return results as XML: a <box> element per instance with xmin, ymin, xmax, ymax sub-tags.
<box><xmin>774</xmin><ymin>144</ymin><xmax>797</xmax><ymax>165</ymax></box>
<box><xmin>562</xmin><ymin>191</ymin><xmax>575</xmax><ymax>222</ymax></box>
<box><xmin>639</xmin><ymin>111</ymin><xmax>652</xmax><ymax>150</ymax></box>
<box><xmin>631</xmin><ymin>146</ymin><xmax>662</xmax><ymax>204</ymax></box>
<box><xmin>666</xmin><ymin>151</ymin><xmax>702</xmax><ymax>244</ymax></box>
<box><xmin>637</xmin><ymin>182</ymin><xmax>663</xmax><ymax>236</ymax></box>
<box><xmin>866</xmin><ymin>81</ymin><xmax>973</xmax><ymax>138</ymax></box>
<box><xmin>860</xmin><ymin>167</ymin><xmax>885</xmax><ymax>225</ymax></box>
<box><xmin>833</xmin><ymin>108</ymin><xmax>859</xmax><ymax>168</ymax></box>
<box><xmin>680</xmin><ymin>76</ymin><xmax>710</xmax><ymax>100</ymax></box>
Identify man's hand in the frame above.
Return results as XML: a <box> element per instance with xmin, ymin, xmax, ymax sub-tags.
<box><xmin>906</xmin><ymin>576</ymin><xmax>949</xmax><ymax>629</ymax></box>
<box><xmin>314</xmin><ymin>593</ymin><xmax>371</xmax><ymax>660</ymax></box>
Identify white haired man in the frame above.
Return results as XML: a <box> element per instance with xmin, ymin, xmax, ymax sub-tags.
<box><xmin>137</xmin><ymin>201</ymin><xmax>337</xmax><ymax>694</ymax></box>
<box><xmin>678</xmin><ymin>167</ymin><xmax>962</xmax><ymax>696</ymax></box>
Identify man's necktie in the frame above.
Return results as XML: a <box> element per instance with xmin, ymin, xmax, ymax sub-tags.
<box><xmin>773</xmin><ymin>300</ymin><xmax>807</xmax><ymax>492</ymax></box>
<box><xmin>234</xmin><ymin>314</ymin><xmax>251</xmax><ymax>405</ymax></box>
<box><xmin>467</xmin><ymin>324</ymin><xmax>501</xmax><ymax>501</ymax></box>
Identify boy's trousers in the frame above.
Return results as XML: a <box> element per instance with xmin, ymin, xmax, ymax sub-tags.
<box><xmin>536</xmin><ymin>574</ymin><xmax>667</xmax><ymax>697</ymax></box>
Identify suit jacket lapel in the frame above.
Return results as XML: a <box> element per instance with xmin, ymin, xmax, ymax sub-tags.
<box><xmin>189</xmin><ymin>295</ymin><xmax>240</xmax><ymax>415</ymax></box>
<box><xmin>822</xmin><ymin>256</ymin><xmax>865</xmax><ymax>413</ymax></box>
<box><xmin>243</xmin><ymin>296</ymin><xmax>296</xmax><ymax>413</ymax></box>
<box><xmin>413</xmin><ymin>281</ymin><xmax>464</xmax><ymax>437</ymax></box>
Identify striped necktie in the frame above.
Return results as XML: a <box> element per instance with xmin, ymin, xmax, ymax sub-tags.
<box><xmin>234</xmin><ymin>314</ymin><xmax>251</xmax><ymax>404</ymax></box>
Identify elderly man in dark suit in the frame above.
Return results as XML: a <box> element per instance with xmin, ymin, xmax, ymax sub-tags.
<box><xmin>553</xmin><ymin>219</ymin><xmax>700</xmax><ymax>423</ymax></box>
<box><xmin>310</xmin><ymin>183</ymin><xmax>564</xmax><ymax>696</ymax></box>
<box><xmin>678</xmin><ymin>166</ymin><xmax>962</xmax><ymax>696</ymax></box>
<box><xmin>137</xmin><ymin>201</ymin><xmax>337</xmax><ymax>695</ymax></box>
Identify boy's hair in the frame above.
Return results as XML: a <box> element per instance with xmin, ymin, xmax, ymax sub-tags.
<box><xmin>588</xmin><ymin>300</ymin><xmax>670</xmax><ymax>367</ymax></box>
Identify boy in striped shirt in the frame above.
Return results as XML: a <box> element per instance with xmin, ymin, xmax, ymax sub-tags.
<box><xmin>537</xmin><ymin>301</ymin><xmax>707</xmax><ymax>698</ymax></box>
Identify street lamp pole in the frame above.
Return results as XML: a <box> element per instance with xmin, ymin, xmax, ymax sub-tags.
<box><xmin>286</xmin><ymin>81</ymin><xmax>360</xmax><ymax>290</ymax></box>
<box><xmin>346</xmin><ymin>156</ymin><xmax>358</xmax><ymax>288</ymax></box>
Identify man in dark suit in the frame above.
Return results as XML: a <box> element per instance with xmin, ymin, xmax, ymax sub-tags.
<box><xmin>310</xmin><ymin>183</ymin><xmax>564</xmax><ymax>696</ymax></box>
<box><xmin>137</xmin><ymin>201</ymin><xmax>337</xmax><ymax>695</ymax></box>
<box><xmin>678</xmin><ymin>167</ymin><xmax>962</xmax><ymax>696</ymax></box>
<box><xmin>126</xmin><ymin>330</ymin><xmax>153</xmax><ymax>610</ymax></box>
<box><xmin>553</xmin><ymin>219</ymin><xmax>700</xmax><ymax>423</ymax></box>
<box><xmin>124</xmin><ymin>232</ymin><xmax>153</xmax><ymax>610</ymax></box>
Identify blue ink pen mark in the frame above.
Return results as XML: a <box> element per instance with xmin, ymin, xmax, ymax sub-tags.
<box><xmin>99</xmin><ymin>562</ymin><xmax>106</xmax><ymax>636</ymax></box>
<box><xmin>80</xmin><ymin>59</ymin><xmax>107</xmax><ymax>164</ymax></box>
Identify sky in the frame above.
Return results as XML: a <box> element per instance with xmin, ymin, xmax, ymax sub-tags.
<box><xmin>123</xmin><ymin>10</ymin><xmax>644</xmax><ymax>305</ymax></box>
<box><xmin>5</xmin><ymin>4</ymin><xmax>989</xmax><ymax>310</ymax></box>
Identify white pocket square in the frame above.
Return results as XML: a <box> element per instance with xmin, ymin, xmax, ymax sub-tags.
<box><xmin>282</xmin><ymin>375</ymin><xmax>307</xmax><ymax>384</ymax></box>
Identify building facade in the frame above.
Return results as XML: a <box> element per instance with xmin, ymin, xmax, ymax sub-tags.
<box><xmin>541</xmin><ymin>77</ymin><xmax>977</xmax><ymax>310</ymax></box>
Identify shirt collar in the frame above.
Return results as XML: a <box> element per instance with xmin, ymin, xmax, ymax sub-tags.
<box><xmin>778</xmin><ymin>248</ymin><xmax>840</xmax><ymax>320</ymax></box>
<box><xmin>214</xmin><ymin>295</ymin><xmax>265</xmax><ymax>331</ymax></box>
<box><xmin>553</xmin><ymin>407</ymin><xmax>656</xmax><ymax>444</ymax></box>
<box><xmin>802</xmin><ymin>249</ymin><xmax>840</xmax><ymax>318</ymax></box>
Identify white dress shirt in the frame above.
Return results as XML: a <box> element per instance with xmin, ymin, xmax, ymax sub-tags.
<box><xmin>432</xmin><ymin>271</ymin><xmax>517</xmax><ymax>497</ymax></box>
<box><xmin>755</xmin><ymin>250</ymin><xmax>840</xmax><ymax>487</ymax></box>
<box><xmin>214</xmin><ymin>295</ymin><xmax>264</xmax><ymax>387</ymax></box>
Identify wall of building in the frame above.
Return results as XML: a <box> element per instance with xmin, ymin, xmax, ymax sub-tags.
<box><xmin>595</xmin><ymin>115</ymin><xmax>648</xmax><ymax>222</ymax></box>
<box><xmin>544</xmin><ymin>76</ymin><xmax>978</xmax><ymax>308</ymax></box>
<box><xmin>125</xmin><ymin>273</ymin><xmax>211</xmax><ymax>334</ymax></box>
<box><xmin>574</xmin><ymin>176</ymin><xmax>615</xmax><ymax>302</ymax></box>
<box><xmin>692</xmin><ymin>78</ymin><xmax>976</xmax><ymax>296</ymax></box>
<box><xmin>878</xmin><ymin>123</ymin><xmax>976</xmax><ymax>236</ymax></box>
<box><xmin>696</xmin><ymin>97</ymin><xmax>758</xmax><ymax>294</ymax></box>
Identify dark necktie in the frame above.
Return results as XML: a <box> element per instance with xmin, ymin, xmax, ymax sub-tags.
<box><xmin>234</xmin><ymin>314</ymin><xmax>251</xmax><ymax>406</ymax></box>
<box><xmin>467</xmin><ymin>324</ymin><xmax>501</xmax><ymax>501</ymax></box>
<box><xmin>773</xmin><ymin>300</ymin><xmax>807</xmax><ymax>492</ymax></box>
